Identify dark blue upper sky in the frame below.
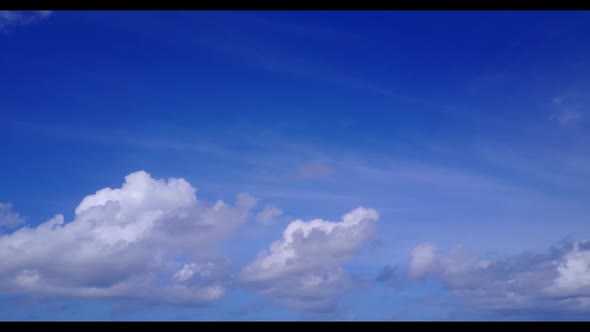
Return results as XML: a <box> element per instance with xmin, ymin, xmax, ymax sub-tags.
<box><xmin>1</xmin><ymin>10</ymin><xmax>589</xmax><ymax>320</ymax></box>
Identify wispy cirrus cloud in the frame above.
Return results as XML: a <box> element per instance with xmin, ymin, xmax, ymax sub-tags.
<box><xmin>295</xmin><ymin>160</ymin><xmax>334</xmax><ymax>180</ymax></box>
<box><xmin>549</xmin><ymin>95</ymin><xmax>584</xmax><ymax>127</ymax></box>
<box><xmin>0</xmin><ymin>11</ymin><xmax>51</xmax><ymax>32</ymax></box>
<box><xmin>551</xmin><ymin>109</ymin><xmax>583</xmax><ymax>127</ymax></box>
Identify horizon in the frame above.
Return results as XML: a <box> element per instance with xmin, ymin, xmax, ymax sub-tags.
<box><xmin>1</xmin><ymin>10</ymin><xmax>590</xmax><ymax>321</ymax></box>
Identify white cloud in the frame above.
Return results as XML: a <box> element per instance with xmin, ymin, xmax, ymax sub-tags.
<box><xmin>549</xmin><ymin>241</ymin><xmax>590</xmax><ymax>296</ymax></box>
<box><xmin>240</xmin><ymin>207</ymin><xmax>379</xmax><ymax>311</ymax></box>
<box><xmin>408</xmin><ymin>240</ymin><xmax>590</xmax><ymax>316</ymax></box>
<box><xmin>255</xmin><ymin>205</ymin><xmax>283</xmax><ymax>225</ymax></box>
<box><xmin>0</xmin><ymin>202</ymin><xmax>25</xmax><ymax>229</ymax></box>
<box><xmin>0</xmin><ymin>171</ymin><xmax>255</xmax><ymax>305</ymax></box>
<box><xmin>0</xmin><ymin>11</ymin><xmax>51</xmax><ymax>31</ymax></box>
<box><xmin>38</xmin><ymin>11</ymin><xmax>52</xmax><ymax>18</ymax></box>
<box><xmin>408</xmin><ymin>243</ymin><xmax>438</xmax><ymax>278</ymax></box>
<box><xmin>236</xmin><ymin>192</ymin><xmax>258</xmax><ymax>209</ymax></box>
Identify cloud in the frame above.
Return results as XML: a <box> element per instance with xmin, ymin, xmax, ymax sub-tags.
<box><xmin>0</xmin><ymin>171</ymin><xmax>256</xmax><ymax>305</ymax></box>
<box><xmin>549</xmin><ymin>97</ymin><xmax>583</xmax><ymax>127</ymax></box>
<box><xmin>236</xmin><ymin>192</ymin><xmax>258</xmax><ymax>209</ymax></box>
<box><xmin>0</xmin><ymin>11</ymin><xmax>51</xmax><ymax>31</ymax></box>
<box><xmin>255</xmin><ymin>205</ymin><xmax>283</xmax><ymax>225</ymax></box>
<box><xmin>295</xmin><ymin>161</ymin><xmax>334</xmax><ymax>179</ymax></box>
<box><xmin>375</xmin><ymin>265</ymin><xmax>404</xmax><ymax>287</ymax></box>
<box><xmin>407</xmin><ymin>239</ymin><xmax>590</xmax><ymax>318</ymax></box>
<box><xmin>409</xmin><ymin>243</ymin><xmax>439</xmax><ymax>278</ymax></box>
<box><xmin>549</xmin><ymin>241</ymin><xmax>590</xmax><ymax>297</ymax></box>
<box><xmin>0</xmin><ymin>202</ymin><xmax>25</xmax><ymax>230</ymax></box>
<box><xmin>240</xmin><ymin>207</ymin><xmax>379</xmax><ymax>311</ymax></box>
<box><xmin>550</xmin><ymin>109</ymin><xmax>583</xmax><ymax>126</ymax></box>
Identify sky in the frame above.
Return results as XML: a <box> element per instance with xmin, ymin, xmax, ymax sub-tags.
<box><xmin>0</xmin><ymin>10</ymin><xmax>590</xmax><ymax>321</ymax></box>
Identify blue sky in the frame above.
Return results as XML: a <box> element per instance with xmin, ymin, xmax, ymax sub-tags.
<box><xmin>1</xmin><ymin>10</ymin><xmax>590</xmax><ymax>321</ymax></box>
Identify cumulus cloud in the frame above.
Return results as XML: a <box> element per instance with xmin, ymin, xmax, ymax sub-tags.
<box><xmin>549</xmin><ymin>241</ymin><xmax>590</xmax><ymax>297</ymax></box>
<box><xmin>0</xmin><ymin>202</ymin><xmax>25</xmax><ymax>229</ymax></box>
<box><xmin>409</xmin><ymin>243</ymin><xmax>439</xmax><ymax>278</ymax></box>
<box><xmin>255</xmin><ymin>205</ymin><xmax>283</xmax><ymax>225</ymax></box>
<box><xmin>240</xmin><ymin>207</ymin><xmax>379</xmax><ymax>311</ymax></box>
<box><xmin>407</xmin><ymin>240</ymin><xmax>590</xmax><ymax>317</ymax></box>
<box><xmin>0</xmin><ymin>171</ymin><xmax>256</xmax><ymax>305</ymax></box>
<box><xmin>0</xmin><ymin>11</ymin><xmax>51</xmax><ymax>31</ymax></box>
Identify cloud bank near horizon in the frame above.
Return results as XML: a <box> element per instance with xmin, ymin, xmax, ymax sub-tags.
<box><xmin>407</xmin><ymin>240</ymin><xmax>590</xmax><ymax>318</ymax></box>
<box><xmin>2</xmin><ymin>170</ymin><xmax>590</xmax><ymax>318</ymax></box>
<box><xmin>0</xmin><ymin>171</ymin><xmax>379</xmax><ymax>312</ymax></box>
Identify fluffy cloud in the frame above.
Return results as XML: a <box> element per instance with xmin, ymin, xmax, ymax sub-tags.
<box><xmin>0</xmin><ymin>202</ymin><xmax>24</xmax><ymax>229</ymax></box>
<box><xmin>255</xmin><ymin>205</ymin><xmax>283</xmax><ymax>225</ymax></box>
<box><xmin>240</xmin><ymin>207</ymin><xmax>379</xmax><ymax>311</ymax></box>
<box><xmin>408</xmin><ymin>240</ymin><xmax>590</xmax><ymax>317</ymax></box>
<box><xmin>409</xmin><ymin>243</ymin><xmax>439</xmax><ymax>278</ymax></box>
<box><xmin>549</xmin><ymin>241</ymin><xmax>590</xmax><ymax>296</ymax></box>
<box><xmin>0</xmin><ymin>11</ymin><xmax>51</xmax><ymax>31</ymax></box>
<box><xmin>0</xmin><ymin>171</ymin><xmax>255</xmax><ymax>304</ymax></box>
